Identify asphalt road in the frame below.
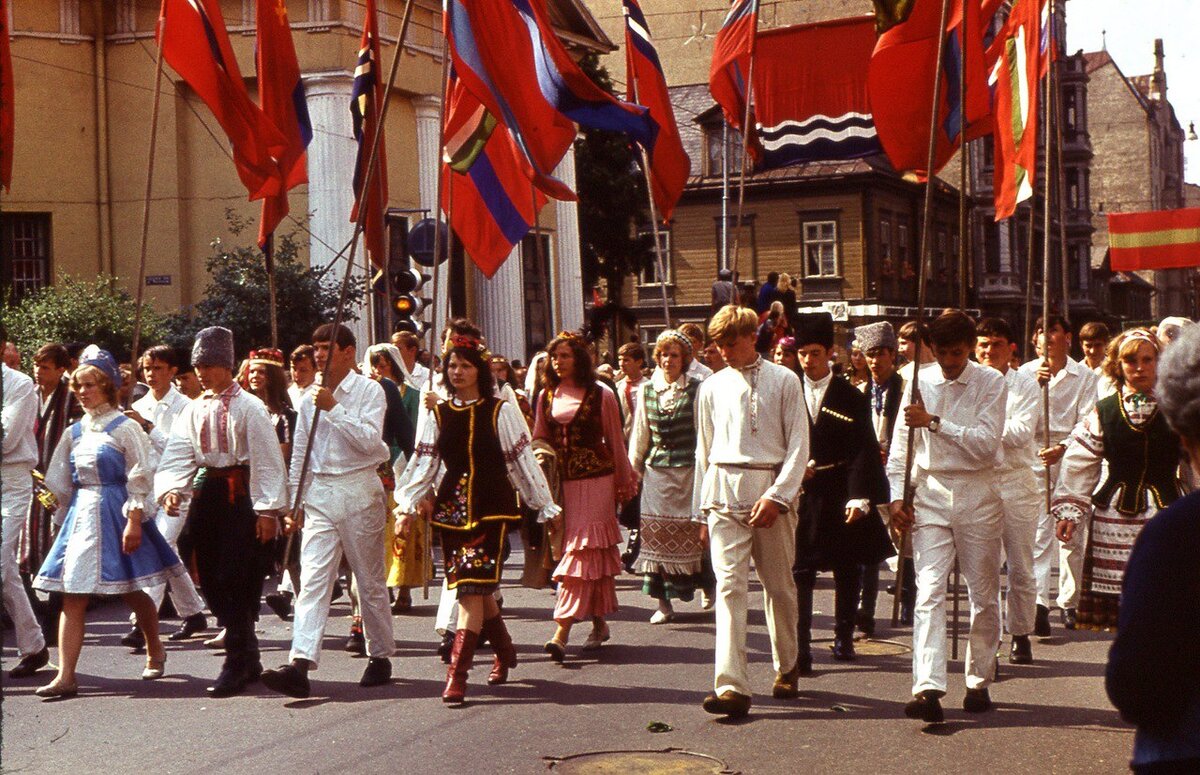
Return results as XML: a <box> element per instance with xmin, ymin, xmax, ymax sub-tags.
<box><xmin>1</xmin><ymin>554</ymin><xmax>1133</xmax><ymax>775</ymax></box>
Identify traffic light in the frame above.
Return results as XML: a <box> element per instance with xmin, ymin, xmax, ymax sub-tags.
<box><xmin>388</xmin><ymin>258</ymin><xmax>430</xmax><ymax>334</ymax></box>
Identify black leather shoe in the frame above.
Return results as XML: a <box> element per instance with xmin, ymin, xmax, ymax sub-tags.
<box><xmin>265</xmin><ymin>592</ymin><xmax>293</xmax><ymax>621</ymax></box>
<box><xmin>243</xmin><ymin>661</ymin><xmax>264</xmax><ymax>684</ymax></box>
<box><xmin>120</xmin><ymin>626</ymin><xmax>145</xmax><ymax>651</ymax></box>
<box><xmin>1034</xmin><ymin>604</ymin><xmax>1052</xmax><ymax>637</ymax></box>
<box><xmin>1062</xmin><ymin>607</ymin><xmax>1077</xmax><ymax>630</ymax></box>
<box><xmin>9</xmin><ymin>647</ymin><xmax>50</xmax><ymax>678</ymax></box>
<box><xmin>261</xmin><ymin>663</ymin><xmax>311</xmax><ymax>699</ymax></box>
<box><xmin>168</xmin><ymin>613</ymin><xmax>208</xmax><ymax>641</ymax></box>
<box><xmin>359</xmin><ymin>657</ymin><xmax>392</xmax><ymax>688</ymax></box>
<box><xmin>855</xmin><ymin>609</ymin><xmax>876</xmax><ymax>638</ymax></box>
<box><xmin>207</xmin><ymin>665</ymin><xmax>249</xmax><ymax>698</ymax></box>
<box><xmin>963</xmin><ymin>687</ymin><xmax>993</xmax><ymax>713</ymax></box>
<box><xmin>437</xmin><ymin>631</ymin><xmax>455</xmax><ymax>663</ymax></box>
<box><xmin>904</xmin><ymin>690</ymin><xmax>945</xmax><ymax>723</ymax></box>
<box><xmin>831</xmin><ymin>637</ymin><xmax>856</xmax><ymax>661</ymax></box>
<box><xmin>899</xmin><ymin>602</ymin><xmax>914</xmax><ymax>627</ymax></box>
<box><xmin>702</xmin><ymin>690</ymin><xmax>751</xmax><ymax>718</ymax></box>
<box><xmin>796</xmin><ymin>646</ymin><xmax>814</xmax><ymax>677</ymax></box>
<box><xmin>344</xmin><ymin>627</ymin><xmax>366</xmax><ymax>655</ymax></box>
<box><xmin>1009</xmin><ymin>635</ymin><xmax>1033</xmax><ymax>664</ymax></box>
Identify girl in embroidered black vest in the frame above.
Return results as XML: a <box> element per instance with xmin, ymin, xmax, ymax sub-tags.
<box><xmin>1052</xmin><ymin>329</ymin><xmax>1188</xmax><ymax>631</ymax></box>
<box><xmin>533</xmin><ymin>332</ymin><xmax>636</xmax><ymax>662</ymax></box>
<box><xmin>394</xmin><ymin>335</ymin><xmax>558</xmax><ymax>703</ymax></box>
<box><xmin>629</xmin><ymin>330</ymin><xmax>711</xmax><ymax>624</ymax></box>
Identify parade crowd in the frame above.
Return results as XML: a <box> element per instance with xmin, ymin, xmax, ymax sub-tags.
<box><xmin>3</xmin><ymin>294</ymin><xmax>1199</xmax><ymax>773</ymax></box>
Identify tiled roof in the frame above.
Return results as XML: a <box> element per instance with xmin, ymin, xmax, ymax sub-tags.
<box><xmin>1081</xmin><ymin>50</ymin><xmax>1112</xmax><ymax>75</ymax></box>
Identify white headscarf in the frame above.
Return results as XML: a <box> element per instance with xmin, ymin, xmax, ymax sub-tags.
<box><xmin>365</xmin><ymin>343</ymin><xmax>415</xmax><ymax>388</ymax></box>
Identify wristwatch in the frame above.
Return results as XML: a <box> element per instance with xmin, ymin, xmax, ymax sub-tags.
<box><xmin>928</xmin><ymin>415</ymin><xmax>941</xmax><ymax>433</ymax></box>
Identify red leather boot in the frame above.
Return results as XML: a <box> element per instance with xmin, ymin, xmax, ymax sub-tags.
<box><xmin>442</xmin><ymin>629</ymin><xmax>479</xmax><ymax>704</ymax></box>
<box><xmin>482</xmin><ymin>616</ymin><xmax>518</xmax><ymax>685</ymax></box>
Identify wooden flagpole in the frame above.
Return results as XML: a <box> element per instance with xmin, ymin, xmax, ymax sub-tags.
<box><xmin>892</xmin><ymin>0</ymin><xmax>954</xmax><ymax>628</ymax></box>
<box><xmin>1051</xmin><ymin>43</ymin><xmax>1071</xmax><ymax>319</ymax></box>
<box><xmin>127</xmin><ymin>17</ymin><xmax>167</xmax><ymax>395</ymax></box>
<box><xmin>730</xmin><ymin>14</ymin><xmax>758</xmax><ymax>285</ymax></box>
<box><xmin>627</xmin><ymin>75</ymin><xmax>672</xmax><ymax>328</ymax></box>
<box><xmin>265</xmin><ymin>234</ymin><xmax>279</xmax><ymax>348</ymax></box>
<box><xmin>1039</xmin><ymin>0</ymin><xmax>1056</xmax><ymax>524</ymax></box>
<box><xmin>428</xmin><ymin>36</ymin><xmax>451</xmax><ymax>356</ymax></box>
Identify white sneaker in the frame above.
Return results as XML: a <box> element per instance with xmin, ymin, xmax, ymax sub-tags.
<box><xmin>649</xmin><ymin>609</ymin><xmax>674</xmax><ymax>625</ymax></box>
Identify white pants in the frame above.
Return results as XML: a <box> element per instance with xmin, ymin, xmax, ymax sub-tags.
<box><xmin>1032</xmin><ymin>459</ymin><xmax>1086</xmax><ymax>609</ymax></box>
<box><xmin>434</xmin><ymin>577</ymin><xmax>457</xmax><ymax>635</ymax></box>
<box><xmin>2</xmin><ymin>465</ymin><xmax>46</xmax><ymax>657</ymax></box>
<box><xmin>290</xmin><ymin>469</ymin><xmax>394</xmax><ymax>667</ymax></box>
<box><xmin>140</xmin><ymin>503</ymin><xmax>205</xmax><ymax>619</ymax></box>
<box><xmin>911</xmin><ymin>472</ymin><xmax>1002</xmax><ymax>696</ymax></box>
<box><xmin>708</xmin><ymin>506</ymin><xmax>799</xmax><ymax>697</ymax></box>
<box><xmin>997</xmin><ymin>468</ymin><xmax>1040</xmax><ymax>637</ymax></box>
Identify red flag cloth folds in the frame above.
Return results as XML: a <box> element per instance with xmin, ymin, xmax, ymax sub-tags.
<box><xmin>158</xmin><ymin>0</ymin><xmax>285</xmax><ymax>201</ymax></box>
<box><xmin>256</xmin><ymin>0</ymin><xmax>313</xmax><ymax>248</ymax></box>
<box><xmin>623</xmin><ymin>0</ymin><xmax>689</xmax><ymax>222</ymax></box>
<box><xmin>708</xmin><ymin>0</ymin><xmax>758</xmax><ymax>136</ymax></box>
<box><xmin>867</xmin><ymin>0</ymin><xmax>991</xmax><ymax>179</ymax></box>
<box><xmin>1108</xmin><ymin>208</ymin><xmax>1200</xmax><ymax>272</ymax></box>
<box><xmin>0</xmin><ymin>0</ymin><xmax>13</xmax><ymax>191</ymax></box>
<box><xmin>987</xmin><ymin>0</ymin><xmax>1041</xmax><ymax>220</ymax></box>
<box><xmin>349</xmin><ymin>0</ymin><xmax>388</xmax><ymax>270</ymax></box>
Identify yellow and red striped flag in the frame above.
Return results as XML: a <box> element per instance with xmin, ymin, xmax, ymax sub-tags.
<box><xmin>1108</xmin><ymin>207</ymin><xmax>1200</xmax><ymax>271</ymax></box>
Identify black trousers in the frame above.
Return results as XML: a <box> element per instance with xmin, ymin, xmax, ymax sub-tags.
<box><xmin>795</xmin><ymin>565</ymin><xmax>861</xmax><ymax>646</ymax></box>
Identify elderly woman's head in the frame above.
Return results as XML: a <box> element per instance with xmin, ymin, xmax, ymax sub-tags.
<box><xmin>1157</xmin><ymin>322</ymin><xmax>1200</xmax><ymax>471</ymax></box>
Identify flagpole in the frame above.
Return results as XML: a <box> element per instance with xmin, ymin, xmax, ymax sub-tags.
<box><xmin>285</xmin><ymin>0</ymin><xmax>414</xmax><ymax>549</ymax></box>
<box><xmin>627</xmin><ymin>75</ymin><xmax>672</xmax><ymax>329</ymax></box>
<box><xmin>428</xmin><ymin>36</ymin><xmax>451</xmax><ymax>357</ymax></box>
<box><xmin>721</xmin><ymin>123</ymin><xmax>730</xmax><ymax>275</ymax></box>
<box><xmin>958</xmin><ymin>33</ymin><xmax>970</xmax><ymax>312</ymax></box>
<box><xmin>1039</xmin><ymin>0</ymin><xmax>1057</xmax><ymax>524</ymax></box>
<box><xmin>1051</xmin><ymin>39</ymin><xmax>1071</xmax><ymax>320</ymax></box>
<box><xmin>892</xmin><ymin>0</ymin><xmax>954</xmax><ymax>628</ymax></box>
<box><xmin>265</xmin><ymin>233</ymin><xmax>279</xmax><ymax>348</ymax></box>
<box><xmin>127</xmin><ymin>16</ymin><xmax>167</xmax><ymax>394</ymax></box>
<box><xmin>730</xmin><ymin>47</ymin><xmax>756</xmax><ymax>285</ymax></box>
<box><xmin>1022</xmin><ymin>191</ymin><xmax>1037</xmax><ymax>355</ymax></box>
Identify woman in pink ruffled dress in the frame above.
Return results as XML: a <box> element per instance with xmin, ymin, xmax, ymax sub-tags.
<box><xmin>534</xmin><ymin>332</ymin><xmax>635</xmax><ymax>662</ymax></box>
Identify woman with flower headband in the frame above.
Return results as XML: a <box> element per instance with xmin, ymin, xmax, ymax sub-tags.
<box><xmin>534</xmin><ymin>330</ymin><xmax>636</xmax><ymax>660</ymax></box>
<box><xmin>246</xmin><ymin>348</ymin><xmax>297</xmax><ymax>461</ymax></box>
<box><xmin>773</xmin><ymin>337</ymin><xmax>801</xmax><ymax>378</ymax></box>
<box><xmin>1051</xmin><ymin>328</ymin><xmax>1192</xmax><ymax>631</ymax></box>
<box><xmin>394</xmin><ymin>332</ymin><xmax>558</xmax><ymax>703</ymax></box>
<box><xmin>628</xmin><ymin>330</ymin><xmax>712</xmax><ymax>624</ymax></box>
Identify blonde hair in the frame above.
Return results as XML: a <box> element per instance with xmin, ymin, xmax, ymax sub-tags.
<box><xmin>1104</xmin><ymin>328</ymin><xmax>1160</xmax><ymax>386</ymax></box>
<box><xmin>777</xmin><ymin>272</ymin><xmax>791</xmax><ymax>290</ymax></box>
<box><xmin>708</xmin><ymin>305</ymin><xmax>758</xmax><ymax>343</ymax></box>
<box><xmin>69</xmin><ymin>364</ymin><xmax>118</xmax><ymax>405</ymax></box>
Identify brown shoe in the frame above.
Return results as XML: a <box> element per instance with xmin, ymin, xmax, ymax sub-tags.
<box><xmin>702</xmin><ymin>690</ymin><xmax>752</xmax><ymax>718</ymax></box>
<box><xmin>772</xmin><ymin>662</ymin><xmax>802</xmax><ymax>699</ymax></box>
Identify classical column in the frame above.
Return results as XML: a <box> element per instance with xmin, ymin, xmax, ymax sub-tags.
<box><xmin>303</xmin><ymin>72</ymin><xmax>370</xmax><ymax>349</ymax></box>
<box><xmin>413</xmin><ymin>94</ymin><xmax>449</xmax><ymax>339</ymax></box>
<box><xmin>553</xmin><ymin>147</ymin><xmax>585</xmax><ymax>332</ymax></box>
<box><xmin>474</xmin><ymin>250</ymin><xmax>526</xmax><ymax>363</ymax></box>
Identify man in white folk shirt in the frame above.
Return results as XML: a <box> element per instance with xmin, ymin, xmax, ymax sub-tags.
<box><xmin>975</xmin><ymin>318</ymin><xmax>1043</xmax><ymax>665</ymax></box>
<box><xmin>888</xmin><ymin>311</ymin><xmax>1006</xmax><ymax>723</ymax></box>
<box><xmin>1018</xmin><ymin>314</ymin><xmax>1098</xmax><ymax>634</ymax></box>
<box><xmin>694</xmin><ymin>305</ymin><xmax>808</xmax><ymax>719</ymax></box>
<box><xmin>155</xmin><ymin>326</ymin><xmax>289</xmax><ymax>697</ymax></box>
<box><xmin>121</xmin><ymin>345</ymin><xmax>208</xmax><ymax>649</ymax></box>
<box><xmin>1</xmin><ymin>325</ymin><xmax>51</xmax><ymax>679</ymax></box>
<box><xmin>287</xmin><ymin>344</ymin><xmax>319</xmax><ymax>408</ymax></box>
<box><xmin>262</xmin><ymin>323</ymin><xmax>394</xmax><ymax>698</ymax></box>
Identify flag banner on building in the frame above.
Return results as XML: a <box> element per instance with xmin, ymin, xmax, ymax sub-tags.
<box><xmin>708</xmin><ymin>0</ymin><xmax>758</xmax><ymax>137</ymax></box>
<box><xmin>349</xmin><ymin>0</ymin><xmax>389</xmax><ymax>270</ymax></box>
<box><xmin>256</xmin><ymin>0</ymin><xmax>313</xmax><ymax>248</ymax></box>
<box><xmin>623</xmin><ymin>0</ymin><xmax>689</xmax><ymax>221</ymax></box>
<box><xmin>867</xmin><ymin>0</ymin><xmax>991</xmax><ymax>179</ymax></box>
<box><xmin>158</xmin><ymin>0</ymin><xmax>286</xmax><ymax>201</ymax></box>
<box><xmin>750</xmin><ymin>16</ymin><xmax>880</xmax><ymax>170</ymax></box>
<box><xmin>1108</xmin><ymin>208</ymin><xmax>1200</xmax><ymax>271</ymax></box>
<box><xmin>987</xmin><ymin>0</ymin><xmax>1041</xmax><ymax>221</ymax></box>
<box><xmin>442</xmin><ymin>79</ymin><xmax>548</xmax><ymax>278</ymax></box>
<box><xmin>0</xmin><ymin>0</ymin><xmax>13</xmax><ymax>191</ymax></box>
<box><xmin>447</xmin><ymin>0</ymin><xmax>655</xmax><ymax>203</ymax></box>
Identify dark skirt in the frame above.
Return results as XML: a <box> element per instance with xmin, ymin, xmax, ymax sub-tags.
<box><xmin>437</xmin><ymin>520</ymin><xmax>512</xmax><ymax>594</ymax></box>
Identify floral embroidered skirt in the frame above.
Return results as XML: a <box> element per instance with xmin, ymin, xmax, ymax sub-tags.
<box><xmin>436</xmin><ymin>519</ymin><xmax>513</xmax><ymax>595</ymax></box>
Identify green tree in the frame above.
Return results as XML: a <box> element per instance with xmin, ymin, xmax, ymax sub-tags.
<box><xmin>164</xmin><ymin>210</ymin><xmax>362</xmax><ymax>358</ymax></box>
<box><xmin>1</xmin><ymin>276</ymin><xmax>166</xmax><ymax>369</ymax></box>
<box><xmin>573</xmin><ymin>53</ymin><xmax>651</xmax><ymax>344</ymax></box>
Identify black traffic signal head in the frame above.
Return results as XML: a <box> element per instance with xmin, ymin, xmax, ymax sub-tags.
<box><xmin>387</xmin><ymin>259</ymin><xmax>431</xmax><ymax>335</ymax></box>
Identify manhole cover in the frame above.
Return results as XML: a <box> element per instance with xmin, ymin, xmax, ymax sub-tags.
<box><xmin>546</xmin><ymin>749</ymin><xmax>732</xmax><ymax>774</ymax></box>
<box><xmin>811</xmin><ymin>637</ymin><xmax>911</xmax><ymax>656</ymax></box>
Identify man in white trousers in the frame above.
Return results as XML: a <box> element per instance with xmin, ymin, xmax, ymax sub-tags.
<box><xmin>1018</xmin><ymin>315</ymin><xmax>1098</xmax><ymax>634</ymax></box>
<box><xmin>889</xmin><ymin>311</ymin><xmax>1007</xmax><ymax>723</ymax></box>
<box><xmin>976</xmin><ymin>318</ymin><xmax>1043</xmax><ymax>665</ymax></box>
<box><xmin>123</xmin><ymin>345</ymin><xmax>207</xmax><ymax>647</ymax></box>
<box><xmin>262</xmin><ymin>324</ymin><xmax>394</xmax><ymax>698</ymax></box>
<box><xmin>2</xmin><ymin>326</ymin><xmax>50</xmax><ymax>679</ymax></box>
<box><xmin>694</xmin><ymin>305</ymin><xmax>808</xmax><ymax>719</ymax></box>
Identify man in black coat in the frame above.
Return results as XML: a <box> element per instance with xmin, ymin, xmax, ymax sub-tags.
<box><xmin>793</xmin><ymin>314</ymin><xmax>894</xmax><ymax>671</ymax></box>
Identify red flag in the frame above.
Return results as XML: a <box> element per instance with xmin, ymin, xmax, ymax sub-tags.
<box><xmin>1</xmin><ymin>0</ymin><xmax>15</xmax><ymax>191</ymax></box>
<box><xmin>349</xmin><ymin>0</ymin><xmax>388</xmax><ymax>270</ymax></box>
<box><xmin>708</xmin><ymin>0</ymin><xmax>759</xmax><ymax>137</ymax></box>
<box><xmin>623</xmin><ymin>0</ymin><xmax>689</xmax><ymax>222</ymax></box>
<box><xmin>158</xmin><ymin>0</ymin><xmax>286</xmax><ymax>201</ymax></box>
<box><xmin>256</xmin><ymin>0</ymin><xmax>313</xmax><ymax>248</ymax></box>
<box><xmin>988</xmin><ymin>0</ymin><xmax>1041</xmax><ymax>220</ymax></box>
<box><xmin>868</xmin><ymin>0</ymin><xmax>991</xmax><ymax>179</ymax></box>
<box><xmin>1108</xmin><ymin>208</ymin><xmax>1200</xmax><ymax>272</ymax></box>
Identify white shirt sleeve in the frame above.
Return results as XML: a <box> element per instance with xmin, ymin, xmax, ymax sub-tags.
<box><xmin>497</xmin><ymin>400</ymin><xmax>560</xmax><ymax>521</ymax></box>
<box><xmin>1051</xmin><ymin>409</ymin><xmax>1105</xmax><ymax>523</ymax></box>
<box><xmin>763</xmin><ymin>372</ymin><xmax>810</xmax><ymax>507</ymax></box>
<box><xmin>934</xmin><ymin>376</ymin><xmax>1006</xmax><ymax>466</ymax></box>
<box><xmin>1</xmin><ymin>368</ymin><xmax>37</xmax><ymax>458</ymax></box>
<box><xmin>154</xmin><ymin>404</ymin><xmax>199</xmax><ymax>502</ymax></box>
<box><xmin>114</xmin><ymin>419</ymin><xmax>155</xmax><ymax>520</ymax></box>
<box><xmin>243</xmin><ymin>399</ymin><xmax>289</xmax><ymax>513</ymax></box>
<box><xmin>628</xmin><ymin>381</ymin><xmax>652</xmax><ymax>475</ymax></box>
<box><xmin>44</xmin><ymin>428</ymin><xmax>75</xmax><ymax>524</ymax></box>
<box><xmin>691</xmin><ymin>381</ymin><xmax>714</xmax><ymax>520</ymax></box>
<box><xmin>393</xmin><ymin>404</ymin><xmax>443</xmax><ymax>514</ymax></box>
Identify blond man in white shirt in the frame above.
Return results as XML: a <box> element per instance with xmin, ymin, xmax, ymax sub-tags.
<box><xmin>262</xmin><ymin>324</ymin><xmax>394</xmax><ymax>699</ymax></box>
<box><xmin>889</xmin><ymin>311</ymin><xmax>1007</xmax><ymax>722</ymax></box>
<box><xmin>694</xmin><ymin>306</ymin><xmax>809</xmax><ymax>719</ymax></box>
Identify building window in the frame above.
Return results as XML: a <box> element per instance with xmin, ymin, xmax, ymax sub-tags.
<box><xmin>934</xmin><ymin>228</ymin><xmax>948</xmax><ymax>280</ymax></box>
<box><xmin>984</xmin><ymin>221</ymin><xmax>1001</xmax><ymax>274</ymax></box>
<box><xmin>114</xmin><ymin>0</ymin><xmax>136</xmax><ymax>32</ymax></box>
<box><xmin>2</xmin><ymin>214</ymin><xmax>52</xmax><ymax>301</ymax></box>
<box><xmin>879</xmin><ymin>215</ymin><xmax>893</xmax><ymax>277</ymax></box>
<box><xmin>801</xmin><ymin>220</ymin><xmax>838</xmax><ymax>278</ymax></box>
<box><xmin>704</xmin><ymin>124</ymin><xmax>742</xmax><ymax>178</ymax></box>
<box><xmin>60</xmin><ymin>0</ymin><xmax>81</xmax><ymax>35</ymax></box>
<box><xmin>308</xmin><ymin>0</ymin><xmax>329</xmax><ymax>22</ymax></box>
<box><xmin>897</xmin><ymin>222</ymin><xmax>913</xmax><ymax>278</ymax></box>
<box><xmin>520</xmin><ymin>233</ymin><xmax>553</xmax><ymax>356</ymax></box>
<box><xmin>637</xmin><ymin>227</ymin><xmax>672</xmax><ymax>286</ymax></box>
